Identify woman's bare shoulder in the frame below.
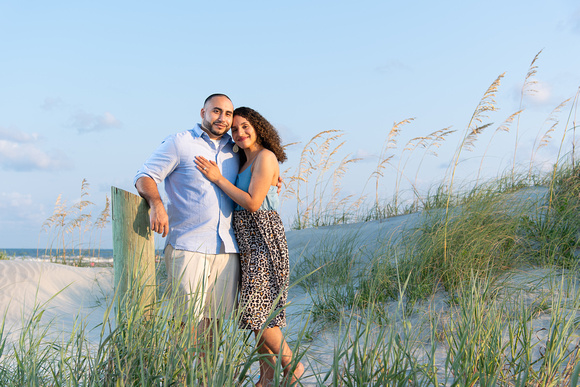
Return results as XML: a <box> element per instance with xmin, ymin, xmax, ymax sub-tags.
<box><xmin>257</xmin><ymin>148</ymin><xmax>277</xmax><ymax>164</ymax></box>
<box><xmin>253</xmin><ymin>149</ymin><xmax>279</xmax><ymax>182</ymax></box>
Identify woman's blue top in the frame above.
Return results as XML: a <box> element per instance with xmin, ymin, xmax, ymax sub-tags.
<box><xmin>234</xmin><ymin>164</ymin><xmax>279</xmax><ymax>211</ymax></box>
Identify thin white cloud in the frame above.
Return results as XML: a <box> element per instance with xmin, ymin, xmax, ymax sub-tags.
<box><xmin>354</xmin><ymin>148</ymin><xmax>377</xmax><ymax>162</ymax></box>
<box><xmin>0</xmin><ymin>127</ymin><xmax>40</xmax><ymax>143</ymax></box>
<box><xmin>0</xmin><ymin>192</ymin><xmax>33</xmax><ymax>209</ymax></box>
<box><xmin>566</xmin><ymin>7</ymin><xmax>580</xmax><ymax>34</ymax></box>
<box><xmin>70</xmin><ymin>110</ymin><xmax>122</xmax><ymax>133</ymax></box>
<box><xmin>0</xmin><ymin>139</ymin><xmax>71</xmax><ymax>171</ymax></box>
<box><xmin>511</xmin><ymin>80</ymin><xmax>554</xmax><ymax>108</ymax></box>
<box><xmin>40</xmin><ymin>97</ymin><xmax>64</xmax><ymax>111</ymax></box>
<box><xmin>376</xmin><ymin>60</ymin><xmax>413</xmax><ymax>74</ymax></box>
<box><xmin>527</xmin><ymin>81</ymin><xmax>552</xmax><ymax>106</ymax></box>
<box><xmin>0</xmin><ymin>192</ymin><xmax>46</xmax><ymax>226</ymax></box>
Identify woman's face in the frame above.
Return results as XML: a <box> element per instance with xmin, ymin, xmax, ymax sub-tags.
<box><xmin>231</xmin><ymin>115</ymin><xmax>258</xmax><ymax>150</ymax></box>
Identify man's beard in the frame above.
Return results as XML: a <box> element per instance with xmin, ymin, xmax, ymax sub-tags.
<box><xmin>202</xmin><ymin>119</ymin><xmax>227</xmax><ymax>137</ymax></box>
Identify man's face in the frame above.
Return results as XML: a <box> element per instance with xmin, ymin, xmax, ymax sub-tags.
<box><xmin>200</xmin><ymin>96</ymin><xmax>234</xmax><ymax>139</ymax></box>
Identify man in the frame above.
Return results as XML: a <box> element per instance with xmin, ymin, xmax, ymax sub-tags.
<box><xmin>134</xmin><ymin>94</ymin><xmax>240</xmax><ymax>327</ymax></box>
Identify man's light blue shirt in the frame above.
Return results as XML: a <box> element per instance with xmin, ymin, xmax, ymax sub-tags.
<box><xmin>134</xmin><ymin>124</ymin><xmax>239</xmax><ymax>254</ymax></box>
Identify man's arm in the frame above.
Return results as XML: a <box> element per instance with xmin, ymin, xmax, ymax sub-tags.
<box><xmin>135</xmin><ymin>176</ymin><xmax>169</xmax><ymax>237</ymax></box>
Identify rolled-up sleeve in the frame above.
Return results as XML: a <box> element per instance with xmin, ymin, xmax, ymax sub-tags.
<box><xmin>134</xmin><ymin>136</ymin><xmax>179</xmax><ymax>185</ymax></box>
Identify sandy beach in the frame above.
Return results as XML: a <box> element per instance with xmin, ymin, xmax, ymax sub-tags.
<box><xmin>0</xmin><ymin>260</ymin><xmax>113</xmax><ymax>346</ymax></box>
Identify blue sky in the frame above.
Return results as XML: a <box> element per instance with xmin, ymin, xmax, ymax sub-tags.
<box><xmin>1</xmin><ymin>0</ymin><xmax>579</xmax><ymax>249</ymax></box>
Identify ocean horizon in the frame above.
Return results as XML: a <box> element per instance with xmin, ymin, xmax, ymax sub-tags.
<box><xmin>0</xmin><ymin>248</ymin><xmax>165</xmax><ymax>262</ymax></box>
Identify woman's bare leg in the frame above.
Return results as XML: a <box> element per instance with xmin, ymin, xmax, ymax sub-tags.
<box><xmin>254</xmin><ymin>327</ymin><xmax>304</xmax><ymax>385</ymax></box>
<box><xmin>255</xmin><ymin>343</ymin><xmax>275</xmax><ymax>387</ymax></box>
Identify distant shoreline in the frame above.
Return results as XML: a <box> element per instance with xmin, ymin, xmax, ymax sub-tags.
<box><xmin>0</xmin><ymin>248</ymin><xmax>165</xmax><ymax>260</ymax></box>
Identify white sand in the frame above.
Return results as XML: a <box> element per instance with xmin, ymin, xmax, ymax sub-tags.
<box><xmin>0</xmin><ymin>260</ymin><xmax>113</xmax><ymax>345</ymax></box>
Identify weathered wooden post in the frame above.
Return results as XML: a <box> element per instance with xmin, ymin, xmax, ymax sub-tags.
<box><xmin>111</xmin><ymin>186</ymin><xmax>156</xmax><ymax>315</ymax></box>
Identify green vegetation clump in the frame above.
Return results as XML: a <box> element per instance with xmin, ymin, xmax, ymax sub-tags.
<box><xmin>304</xmin><ymin>163</ymin><xmax>580</xmax><ymax>311</ymax></box>
<box><xmin>521</xmin><ymin>165</ymin><xmax>580</xmax><ymax>267</ymax></box>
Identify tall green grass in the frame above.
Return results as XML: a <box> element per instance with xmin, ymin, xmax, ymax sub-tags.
<box><xmin>0</xmin><ymin>262</ymin><xmax>309</xmax><ymax>385</ymax></box>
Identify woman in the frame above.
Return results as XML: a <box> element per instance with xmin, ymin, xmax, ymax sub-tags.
<box><xmin>195</xmin><ymin>107</ymin><xmax>304</xmax><ymax>386</ymax></box>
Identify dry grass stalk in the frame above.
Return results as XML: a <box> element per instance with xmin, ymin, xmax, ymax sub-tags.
<box><xmin>393</xmin><ymin>134</ymin><xmax>435</xmax><ymax>212</ymax></box>
<box><xmin>537</xmin><ymin>99</ymin><xmax>569</xmax><ymax>150</ymax></box>
<box><xmin>282</xmin><ymin>141</ymin><xmax>300</xmax><ymax>151</ymax></box>
<box><xmin>443</xmin><ymin>73</ymin><xmax>505</xmax><ymax>264</ymax></box>
<box><xmin>39</xmin><ymin>179</ymin><xmax>110</xmax><ymax>263</ymax></box>
<box><xmin>94</xmin><ymin>195</ymin><xmax>111</xmax><ymax>258</ymax></box>
<box><xmin>528</xmin><ymin>99</ymin><xmax>570</xmax><ymax>177</ymax></box>
<box><xmin>366</xmin><ymin>118</ymin><xmax>414</xmax><ymax>209</ymax></box>
<box><xmin>279</xmin><ymin>141</ymin><xmax>300</xmax><ymax>197</ymax></box>
<box><xmin>413</xmin><ymin>127</ymin><xmax>456</xmax><ymax>192</ymax></box>
<box><xmin>513</xmin><ymin>50</ymin><xmax>543</xmax><ymax>176</ymax></box>
<box><xmin>69</xmin><ymin>179</ymin><xmax>95</xmax><ymax>259</ymax></box>
<box><xmin>476</xmin><ymin>110</ymin><xmax>523</xmax><ymax>182</ymax></box>
<box><xmin>279</xmin><ymin>141</ymin><xmax>301</xmax><ymax>200</ymax></box>
<box><xmin>41</xmin><ymin>194</ymin><xmax>65</xmax><ymax>260</ymax></box>
<box><xmin>461</xmin><ymin>73</ymin><xmax>505</xmax><ymax>153</ymax></box>
<box><xmin>286</xmin><ymin>130</ymin><xmax>338</xmax><ymax>222</ymax></box>
<box><xmin>464</xmin><ymin>123</ymin><xmax>493</xmax><ymax>152</ymax></box>
<box><xmin>447</xmin><ymin>73</ymin><xmax>504</xmax><ymax>184</ymax></box>
<box><xmin>279</xmin><ymin>141</ymin><xmax>300</xmax><ymax>202</ymax></box>
<box><xmin>44</xmin><ymin>194</ymin><xmax>69</xmax><ymax>263</ymax></box>
<box><xmin>548</xmin><ymin>88</ymin><xmax>580</xmax><ymax>210</ymax></box>
<box><xmin>326</xmin><ymin>155</ymin><xmax>361</xmax><ymax>222</ymax></box>
<box><xmin>573</xmin><ymin>87</ymin><xmax>580</xmax><ymax>165</ymax></box>
<box><xmin>310</xmin><ymin>138</ymin><xmax>346</xmax><ymax>223</ymax></box>
<box><xmin>285</xmin><ymin>130</ymin><xmax>353</xmax><ymax>228</ymax></box>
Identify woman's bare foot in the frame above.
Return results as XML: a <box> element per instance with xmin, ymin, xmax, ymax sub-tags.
<box><xmin>284</xmin><ymin>361</ymin><xmax>304</xmax><ymax>386</ymax></box>
<box><xmin>256</xmin><ymin>376</ymin><xmax>274</xmax><ymax>387</ymax></box>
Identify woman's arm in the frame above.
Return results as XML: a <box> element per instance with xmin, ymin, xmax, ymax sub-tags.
<box><xmin>195</xmin><ymin>151</ymin><xmax>278</xmax><ymax>212</ymax></box>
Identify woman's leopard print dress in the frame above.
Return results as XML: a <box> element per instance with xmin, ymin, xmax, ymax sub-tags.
<box><xmin>233</xmin><ymin>209</ymin><xmax>289</xmax><ymax>330</ymax></box>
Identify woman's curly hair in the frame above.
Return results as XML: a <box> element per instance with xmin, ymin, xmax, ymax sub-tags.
<box><xmin>233</xmin><ymin>107</ymin><xmax>287</xmax><ymax>164</ymax></box>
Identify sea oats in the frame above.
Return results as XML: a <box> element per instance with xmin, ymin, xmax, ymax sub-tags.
<box><xmin>444</xmin><ymin>73</ymin><xmax>505</xmax><ymax>264</ymax></box>
<box><xmin>414</xmin><ymin>127</ymin><xmax>456</xmax><ymax>193</ymax></box>
<box><xmin>363</xmin><ymin>118</ymin><xmax>414</xmax><ymax>209</ymax></box>
<box><xmin>528</xmin><ymin>99</ymin><xmax>571</xmax><ymax>178</ymax></box>
<box><xmin>476</xmin><ymin>110</ymin><xmax>523</xmax><ymax>182</ymax></box>
<box><xmin>522</xmin><ymin>49</ymin><xmax>542</xmax><ymax>96</ymax></box>
<box><xmin>514</xmin><ymin>50</ymin><xmax>543</xmax><ymax>176</ymax></box>
<box><xmin>287</xmin><ymin>130</ymin><xmax>356</xmax><ymax>228</ymax></box>
<box><xmin>464</xmin><ymin>123</ymin><xmax>493</xmax><ymax>152</ymax></box>
<box><xmin>69</xmin><ymin>179</ymin><xmax>95</xmax><ymax>259</ymax></box>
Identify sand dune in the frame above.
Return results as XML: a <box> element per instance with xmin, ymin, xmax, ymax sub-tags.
<box><xmin>0</xmin><ymin>260</ymin><xmax>113</xmax><ymax>344</ymax></box>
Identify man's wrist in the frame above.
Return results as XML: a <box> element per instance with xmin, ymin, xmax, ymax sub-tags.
<box><xmin>149</xmin><ymin>198</ymin><xmax>164</xmax><ymax>210</ymax></box>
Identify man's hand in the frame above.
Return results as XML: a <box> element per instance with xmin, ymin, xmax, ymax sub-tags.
<box><xmin>135</xmin><ymin>176</ymin><xmax>169</xmax><ymax>237</ymax></box>
<box><xmin>276</xmin><ymin>175</ymin><xmax>283</xmax><ymax>195</ymax></box>
<box><xmin>149</xmin><ymin>201</ymin><xmax>169</xmax><ymax>237</ymax></box>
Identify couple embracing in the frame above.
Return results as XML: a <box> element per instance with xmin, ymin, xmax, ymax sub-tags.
<box><xmin>134</xmin><ymin>94</ymin><xmax>304</xmax><ymax>386</ymax></box>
